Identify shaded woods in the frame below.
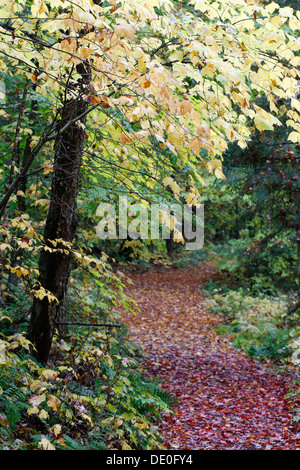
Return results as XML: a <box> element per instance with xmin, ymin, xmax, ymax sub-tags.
<box><xmin>0</xmin><ymin>0</ymin><xmax>299</xmax><ymax>451</ymax></box>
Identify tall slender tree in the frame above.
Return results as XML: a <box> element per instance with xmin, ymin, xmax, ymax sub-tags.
<box><xmin>28</xmin><ymin>63</ymin><xmax>91</xmax><ymax>362</ymax></box>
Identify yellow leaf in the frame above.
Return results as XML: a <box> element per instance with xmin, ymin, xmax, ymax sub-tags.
<box><xmin>47</xmin><ymin>395</ymin><xmax>60</xmax><ymax>412</ymax></box>
<box><xmin>0</xmin><ymin>243</ymin><xmax>11</xmax><ymax>251</ymax></box>
<box><xmin>215</xmin><ymin>168</ymin><xmax>226</xmax><ymax>180</ymax></box>
<box><xmin>38</xmin><ymin>437</ymin><xmax>55</xmax><ymax>450</ymax></box>
<box><xmin>207</xmin><ymin>159</ymin><xmax>226</xmax><ymax>180</ymax></box>
<box><xmin>254</xmin><ymin>116</ymin><xmax>274</xmax><ymax>132</ymax></box>
<box><xmin>29</xmin><ymin>393</ymin><xmax>46</xmax><ymax>407</ymax></box>
<box><xmin>31</xmin><ymin>0</ymin><xmax>48</xmax><ymax>17</ymax></box>
<box><xmin>201</xmin><ymin>65</ymin><xmax>215</xmax><ymax>79</ymax></box>
<box><xmin>139</xmin><ymin>77</ymin><xmax>151</xmax><ymax>88</ymax></box>
<box><xmin>138</xmin><ymin>57</ymin><xmax>147</xmax><ymax>73</ymax></box>
<box><xmin>173</xmin><ymin>229</ymin><xmax>184</xmax><ymax>243</ymax></box>
<box><xmin>288</xmin><ymin>131</ymin><xmax>300</xmax><ymax>143</ymax></box>
<box><xmin>30</xmin><ymin>380</ymin><xmax>44</xmax><ymax>392</ymax></box>
<box><xmin>39</xmin><ymin>409</ymin><xmax>49</xmax><ymax>420</ymax></box>
<box><xmin>169</xmin><ymin>50</ymin><xmax>183</xmax><ymax>62</ymax></box>
<box><xmin>51</xmin><ymin>424</ymin><xmax>62</xmax><ymax>437</ymax></box>
<box><xmin>134</xmin><ymin>422</ymin><xmax>148</xmax><ymax>430</ymax></box>
<box><xmin>41</xmin><ymin>369</ymin><xmax>59</xmax><ymax>381</ymax></box>
<box><xmin>194</xmin><ymin>171</ymin><xmax>206</xmax><ymax>186</ymax></box>
<box><xmin>43</xmin><ymin>165</ymin><xmax>53</xmax><ymax>175</ymax></box>
<box><xmin>65</xmin><ymin>409</ymin><xmax>73</xmax><ymax>420</ymax></box>
<box><xmin>190</xmin><ymin>137</ymin><xmax>202</xmax><ymax>155</ymax></box>
<box><xmin>122</xmin><ymin>441</ymin><xmax>132</xmax><ymax>450</ymax></box>
<box><xmin>114</xmin><ymin>24</ymin><xmax>136</xmax><ymax>39</ymax></box>
<box><xmin>27</xmin><ymin>406</ymin><xmax>39</xmax><ymax>416</ymax></box>
<box><xmin>31</xmin><ymin>285</ymin><xmax>59</xmax><ymax>303</ymax></box>
<box><xmin>134</xmin><ymin>48</ymin><xmax>147</xmax><ymax>73</ymax></box>
<box><xmin>186</xmin><ymin>192</ymin><xmax>197</xmax><ymax>206</ymax></box>
<box><xmin>162</xmin><ymin>177</ymin><xmax>181</xmax><ymax>196</ymax></box>
<box><xmin>79</xmin><ymin>47</ymin><xmax>92</xmax><ymax>59</ymax></box>
<box><xmin>197</xmin><ymin>124</ymin><xmax>211</xmax><ymax>139</ymax></box>
<box><xmin>120</xmin><ymin>132</ymin><xmax>132</xmax><ymax>145</ymax></box>
<box><xmin>56</xmin><ymin>437</ymin><xmax>66</xmax><ymax>446</ymax></box>
<box><xmin>82</xmin><ymin>413</ymin><xmax>93</xmax><ymax>426</ymax></box>
<box><xmin>179</xmin><ymin>99</ymin><xmax>193</xmax><ymax>115</ymax></box>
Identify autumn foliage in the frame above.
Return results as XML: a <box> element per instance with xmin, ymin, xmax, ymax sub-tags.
<box><xmin>0</xmin><ymin>0</ymin><xmax>300</xmax><ymax>452</ymax></box>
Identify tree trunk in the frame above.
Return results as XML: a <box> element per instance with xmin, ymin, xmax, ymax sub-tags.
<box><xmin>28</xmin><ymin>63</ymin><xmax>90</xmax><ymax>363</ymax></box>
<box><xmin>166</xmin><ymin>236</ymin><xmax>174</xmax><ymax>256</ymax></box>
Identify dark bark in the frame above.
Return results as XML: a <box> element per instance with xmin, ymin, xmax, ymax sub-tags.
<box><xmin>28</xmin><ymin>63</ymin><xmax>91</xmax><ymax>363</ymax></box>
<box><xmin>165</xmin><ymin>236</ymin><xmax>174</xmax><ymax>256</ymax></box>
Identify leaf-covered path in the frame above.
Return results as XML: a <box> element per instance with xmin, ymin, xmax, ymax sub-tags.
<box><xmin>121</xmin><ymin>263</ymin><xmax>300</xmax><ymax>450</ymax></box>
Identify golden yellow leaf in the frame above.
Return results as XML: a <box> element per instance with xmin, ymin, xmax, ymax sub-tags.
<box><xmin>122</xmin><ymin>441</ymin><xmax>133</xmax><ymax>450</ymax></box>
<box><xmin>207</xmin><ymin>159</ymin><xmax>226</xmax><ymax>180</ymax></box>
<box><xmin>120</xmin><ymin>132</ymin><xmax>132</xmax><ymax>145</ymax></box>
<box><xmin>288</xmin><ymin>131</ymin><xmax>300</xmax><ymax>143</ymax></box>
<box><xmin>27</xmin><ymin>406</ymin><xmax>39</xmax><ymax>416</ymax></box>
<box><xmin>29</xmin><ymin>393</ymin><xmax>46</xmax><ymax>407</ymax></box>
<box><xmin>47</xmin><ymin>395</ymin><xmax>60</xmax><ymax>412</ymax></box>
<box><xmin>38</xmin><ymin>437</ymin><xmax>55</xmax><ymax>450</ymax></box>
<box><xmin>169</xmin><ymin>50</ymin><xmax>183</xmax><ymax>62</ymax></box>
<box><xmin>162</xmin><ymin>176</ymin><xmax>181</xmax><ymax>196</ymax></box>
<box><xmin>51</xmin><ymin>424</ymin><xmax>62</xmax><ymax>437</ymax></box>
<box><xmin>254</xmin><ymin>116</ymin><xmax>274</xmax><ymax>132</ymax></box>
<box><xmin>215</xmin><ymin>168</ymin><xmax>226</xmax><ymax>180</ymax></box>
<box><xmin>42</xmin><ymin>369</ymin><xmax>59</xmax><ymax>381</ymax></box>
<box><xmin>30</xmin><ymin>380</ymin><xmax>44</xmax><ymax>392</ymax></box>
<box><xmin>138</xmin><ymin>57</ymin><xmax>147</xmax><ymax>73</ymax></box>
<box><xmin>139</xmin><ymin>77</ymin><xmax>151</xmax><ymax>88</ymax></box>
<box><xmin>114</xmin><ymin>24</ymin><xmax>136</xmax><ymax>39</ymax></box>
<box><xmin>39</xmin><ymin>409</ymin><xmax>49</xmax><ymax>420</ymax></box>
<box><xmin>56</xmin><ymin>437</ymin><xmax>66</xmax><ymax>446</ymax></box>
<box><xmin>180</xmin><ymin>99</ymin><xmax>193</xmax><ymax>115</ymax></box>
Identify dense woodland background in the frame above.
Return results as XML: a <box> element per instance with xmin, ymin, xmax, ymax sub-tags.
<box><xmin>0</xmin><ymin>0</ymin><xmax>299</xmax><ymax>450</ymax></box>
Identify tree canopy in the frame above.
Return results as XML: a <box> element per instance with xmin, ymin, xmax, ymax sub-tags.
<box><xmin>1</xmin><ymin>0</ymin><xmax>300</xmax><ymax>204</ymax></box>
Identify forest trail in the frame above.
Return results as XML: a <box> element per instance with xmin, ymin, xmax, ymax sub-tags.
<box><xmin>121</xmin><ymin>263</ymin><xmax>300</xmax><ymax>450</ymax></box>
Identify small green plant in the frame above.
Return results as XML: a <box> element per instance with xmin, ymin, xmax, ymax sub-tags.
<box><xmin>0</xmin><ymin>312</ymin><xmax>175</xmax><ymax>450</ymax></box>
<box><xmin>207</xmin><ymin>289</ymin><xmax>296</xmax><ymax>362</ymax></box>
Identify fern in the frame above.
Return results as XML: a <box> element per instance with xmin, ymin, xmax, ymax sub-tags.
<box><xmin>0</xmin><ymin>368</ymin><xmax>29</xmax><ymax>430</ymax></box>
<box><xmin>145</xmin><ymin>382</ymin><xmax>178</xmax><ymax>408</ymax></box>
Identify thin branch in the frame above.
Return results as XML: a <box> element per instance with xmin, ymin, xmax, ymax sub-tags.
<box><xmin>150</xmin><ymin>38</ymin><xmax>179</xmax><ymax>58</ymax></box>
<box><xmin>4</xmin><ymin>80</ymin><xmax>30</xmax><ymax>208</ymax></box>
<box><xmin>0</xmin><ymin>120</ymin><xmax>57</xmax><ymax>219</ymax></box>
<box><xmin>55</xmin><ymin>321</ymin><xmax>122</xmax><ymax>328</ymax></box>
<box><xmin>11</xmin><ymin>80</ymin><xmax>29</xmax><ymax>167</ymax></box>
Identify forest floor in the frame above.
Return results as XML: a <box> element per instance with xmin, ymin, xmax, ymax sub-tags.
<box><xmin>120</xmin><ymin>261</ymin><xmax>300</xmax><ymax>450</ymax></box>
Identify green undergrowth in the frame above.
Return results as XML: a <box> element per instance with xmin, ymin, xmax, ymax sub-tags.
<box><xmin>206</xmin><ymin>289</ymin><xmax>300</xmax><ymax>361</ymax></box>
<box><xmin>0</xmin><ymin>247</ymin><xmax>179</xmax><ymax>450</ymax></box>
<box><xmin>201</xmin><ymin>241</ymin><xmax>300</xmax><ymax>365</ymax></box>
<box><xmin>0</xmin><ymin>320</ymin><xmax>175</xmax><ymax>450</ymax></box>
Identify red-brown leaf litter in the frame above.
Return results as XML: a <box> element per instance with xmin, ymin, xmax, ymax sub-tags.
<box><xmin>121</xmin><ymin>263</ymin><xmax>300</xmax><ymax>450</ymax></box>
